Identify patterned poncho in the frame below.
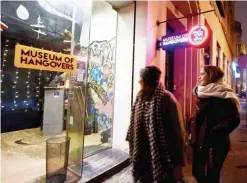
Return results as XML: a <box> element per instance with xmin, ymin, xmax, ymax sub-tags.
<box><xmin>126</xmin><ymin>84</ymin><xmax>174</xmax><ymax>182</ymax></box>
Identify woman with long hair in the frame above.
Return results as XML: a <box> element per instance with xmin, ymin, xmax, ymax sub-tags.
<box><xmin>192</xmin><ymin>65</ymin><xmax>240</xmax><ymax>183</ymax></box>
<box><xmin>126</xmin><ymin>66</ymin><xmax>185</xmax><ymax>183</ymax></box>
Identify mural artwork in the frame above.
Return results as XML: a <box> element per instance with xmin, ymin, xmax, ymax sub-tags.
<box><xmin>83</xmin><ymin>37</ymin><xmax>116</xmax><ymax>141</ymax></box>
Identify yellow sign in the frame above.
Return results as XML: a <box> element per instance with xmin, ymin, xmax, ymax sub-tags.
<box><xmin>14</xmin><ymin>44</ymin><xmax>77</xmax><ymax>72</ymax></box>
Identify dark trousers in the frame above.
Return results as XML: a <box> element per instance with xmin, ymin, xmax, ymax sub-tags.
<box><xmin>192</xmin><ymin>142</ymin><xmax>229</xmax><ymax>183</ymax></box>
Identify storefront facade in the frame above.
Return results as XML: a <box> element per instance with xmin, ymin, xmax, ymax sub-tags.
<box><xmin>1</xmin><ymin>0</ymin><xmax>238</xmax><ymax>182</ymax></box>
<box><xmin>1</xmin><ymin>0</ymin><xmax>136</xmax><ymax>182</ymax></box>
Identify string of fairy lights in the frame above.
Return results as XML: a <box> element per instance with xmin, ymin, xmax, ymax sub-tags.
<box><xmin>12</xmin><ymin>68</ymin><xmax>19</xmax><ymax>111</ymax></box>
<box><xmin>1</xmin><ymin>40</ymin><xmax>9</xmax><ymax>109</ymax></box>
<box><xmin>24</xmin><ymin>69</ymin><xmax>31</xmax><ymax>112</ymax></box>
<box><xmin>1</xmin><ymin>40</ymin><xmax>63</xmax><ymax>112</ymax></box>
<box><xmin>36</xmin><ymin>70</ymin><xmax>42</xmax><ymax>111</ymax></box>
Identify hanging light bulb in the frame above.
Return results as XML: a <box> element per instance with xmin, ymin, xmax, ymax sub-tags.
<box><xmin>16</xmin><ymin>4</ymin><xmax>29</xmax><ymax>20</ymax></box>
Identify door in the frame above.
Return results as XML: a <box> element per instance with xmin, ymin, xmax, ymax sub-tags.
<box><xmin>165</xmin><ymin>51</ymin><xmax>174</xmax><ymax>93</ymax></box>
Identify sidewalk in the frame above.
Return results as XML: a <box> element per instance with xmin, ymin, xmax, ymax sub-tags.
<box><xmin>104</xmin><ymin>99</ymin><xmax>247</xmax><ymax>183</ymax></box>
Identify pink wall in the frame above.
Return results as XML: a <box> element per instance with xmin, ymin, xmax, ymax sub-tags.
<box><xmin>144</xmin><ymin>1</ymin><xmax>202</xmax><ymax>119</ymax></box>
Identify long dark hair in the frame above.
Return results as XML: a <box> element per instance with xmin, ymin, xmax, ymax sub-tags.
<box><xmin>139</xmin><ymin>66</ymin><xmax>161</xmax><ymax>100</ymax></box>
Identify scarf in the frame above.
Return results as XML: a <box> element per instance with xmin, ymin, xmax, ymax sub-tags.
<box><xmin>126</xmin><ymin>83</ymin><xmax>173</xmax><ymax>182</ymax></box>
<box><xmin>194</xmin><ymin>83</ymin><xmax>240</xmax><ymax>110</ymax></box>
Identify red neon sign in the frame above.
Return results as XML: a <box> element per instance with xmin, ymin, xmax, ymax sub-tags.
<box><xmin>188</xmin><ymin>25</ymin><xmax>209</xmax><ymax>47</ymax></box>
<box><xmin>157</xmin><ymin>25</ymin><xmax>210</xmax><ymax>50</ymax></box>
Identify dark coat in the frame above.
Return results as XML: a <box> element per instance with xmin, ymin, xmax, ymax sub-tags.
<box><xmin>194</xmin><ymin>97</ymin><xmax>240</xmax><ymax>150</ymax></box>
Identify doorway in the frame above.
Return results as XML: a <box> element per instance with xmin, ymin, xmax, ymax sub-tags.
<box><xmin>165</xmin><ymin>51</ymin><xmax>174</xmax><ymax>93</ymax></box>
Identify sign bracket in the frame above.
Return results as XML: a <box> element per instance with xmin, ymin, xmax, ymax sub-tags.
<box><xmin>156</xmin><ymin>9</ymin><xmax>215</xmax><ymax>26</ymax></box>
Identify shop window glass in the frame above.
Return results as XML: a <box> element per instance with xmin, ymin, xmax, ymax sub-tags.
<box><xmin>1</xmin><ymin>0</ymin><xmax>92</xmax><ymax>182</ymax></box>
<box><xmin>83</xmin><ymin>0</ymin><xmax>117</xmax><ymax>157</ymax></box>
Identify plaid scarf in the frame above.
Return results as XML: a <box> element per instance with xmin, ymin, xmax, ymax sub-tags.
<box><xmin>126</xmin><ymin>83</ymin><xmax>173</xmax><ymax>182</ymax></box>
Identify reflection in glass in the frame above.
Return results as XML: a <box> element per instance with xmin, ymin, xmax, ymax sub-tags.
<box><xmin>83</xmin><ymin>0</ymin><xmax>117</xmax><ymax>157</ymax></box>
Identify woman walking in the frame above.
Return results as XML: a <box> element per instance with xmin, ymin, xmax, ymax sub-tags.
<box><xmin>192</xmin><ymin>65</ymin><xmax>240</xmax><ymax>183</ymax></box>
<box><xmin>126</xmin><ymin>66</ymin><xmax>185</xmax><ymax>183</ymax></box>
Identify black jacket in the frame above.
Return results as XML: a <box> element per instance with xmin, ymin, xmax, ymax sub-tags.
<box><xmin>194</xmin><ymin>97</ymin><xmax>240</xmax><ymax>149</ymax></box>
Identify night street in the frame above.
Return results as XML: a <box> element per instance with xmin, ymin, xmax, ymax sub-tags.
<box><xmin>220</xmin><ymin>98</ymin><xmax>247</xmax><ymax>183</ymax></box>
<box><xmin>1</xmin><ymin>1</ymin><xmax>247</xmax><ymax>183</ymax></box>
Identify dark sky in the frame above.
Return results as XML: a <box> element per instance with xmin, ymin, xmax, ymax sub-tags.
<box><xmin>235</xmin><ymin>1</ymin><xmax>247</xmax><ymax>47</ymax></box>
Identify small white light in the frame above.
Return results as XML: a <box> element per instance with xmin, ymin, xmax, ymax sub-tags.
<box><xmin>16</xmin><ymin>91</ymin><xmax>18</xmax><ymax>93</ymax></box>
<box><xmin>1</xmin><ymin>106</ymin><xmax>4</xmax><ymax>108</ymax></box>
<box><xmin>16</xmin><ymin>77</ymin><xmax>19</xmax><ymax>79</ymax></box>
<box><xmin>37</xmin><ymin>104</ymin><xmax>39</xmax><ymax>106</ymax></box>
<box><xmin>26</xmin><ymin>103</ymin><xmax>28</xmax><ymax>106</ymax></box>
<box><xmin>3</xmin><ymin>64</ymin><xmax>5</xmax><ymax>67</ymax></box>
<box><xmin>27</xmin><ymin>91</ymin><xmax>30</xmax><ymax>93</ymax></box>
<box><xmin>28</xmin><ymin>72</ymin><xmax>30</xmax><ymax>74</ymax></box>
<box><xmin>6</xmin><ymin>40</ymin><xmax>9</xmax><ymax>42</ymax></box>
<box><xmin>16</xmin><ymin>4</ymin><xmax>29</xmax><ymax>20</ymax></box>
<box><xmin>4</xmin><ymin>53</ymin><xmax>6</xmax><ymax>56</ymax></box>
<box><xmin>26</xmin><ymin>81</ymin><xmax>28</xmax><ymax>83</ymax></box>
<box><xmin>2</xmin><ymin>75</ymin><xmax>4</xmax><ymax>77</ymax></box>
<box><xmin>14</xmin><ymin>100</ymin><xmax>16</xmax><ymax>103</ymax></box>
<box><xmin>1</xmin><ymin>91</ymin><xmax>4</xmax><ymax>94</ymax></box>
<box><xmin>27</xmin><ymin>85</ymin><xmax>30</xmax><ymax>88</ymax></box>
<box><xmin>12</xmin><ymin>108</ymin><xmax>15</xmax><ymax>111</ymax></box>
<box><xmin>25</xmin><ymin>110</ymin><xmax>27</xmax><ymax>112</ymax></box>
<box><xmin>14</xmin><ymin>81</ymin><xmax>16</xmax><ymax>84</ymax></box>
<box><xmin>16</xmin><ymin>72</ymin><xmax>18</xmax><ymax>74</ymax></box>
<box><xmin>13</xmin><ymin>86</ymin><xmax>16</xmax><ymax>88</ymax></box>
<box><xmin>27</xmin><ymin>96</ymin><xmax>30</xmax><ymax>98</ymax></box>
<box><xmin>5</xmin><ymin>50</ymin><xmax>8</xmax><ymax>52</ymax></box>
<box><xmin>15</xmin><ymin>104</ymin><xmax>17</xmax><ymax>107</ymax></box>
<box><xmin>6</xmin><ymin>44</ymin><xmax>9</xmax><ymax>47</ymax></box>
<box><xmin>4</xmin><ymin>60</ymin><xmax>6</xmax><ymax>62</ymax></box>
<box><xmin>24</xmin><ymin>101</ymin><xmax>26</xmax><ymax>103</ymax></box>
<box><xmin>15</xmin><ymin>95</ymin><xmax>19</xmax><ymax>98</ymax></box>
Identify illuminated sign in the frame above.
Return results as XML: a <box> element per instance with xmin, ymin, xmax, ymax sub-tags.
<box><xmin>188</xmin><ymin>25</ymin><xmax>209</xmax><ymax>46</ymax></box>
<box><xmin>157</xmin><ymin>25</ymin><xmax>210</xmax><ymax>50</ymax></box>
<box><xmin>14</xmin><ymin>44</ymin><xmax>77</xmax><ymax>72</ymax></box>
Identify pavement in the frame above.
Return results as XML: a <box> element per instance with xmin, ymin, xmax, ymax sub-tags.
<box><xmin>103</xmin><ymin>98</ymin><xmax>247</xmax><ymax>183</ymax></box>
